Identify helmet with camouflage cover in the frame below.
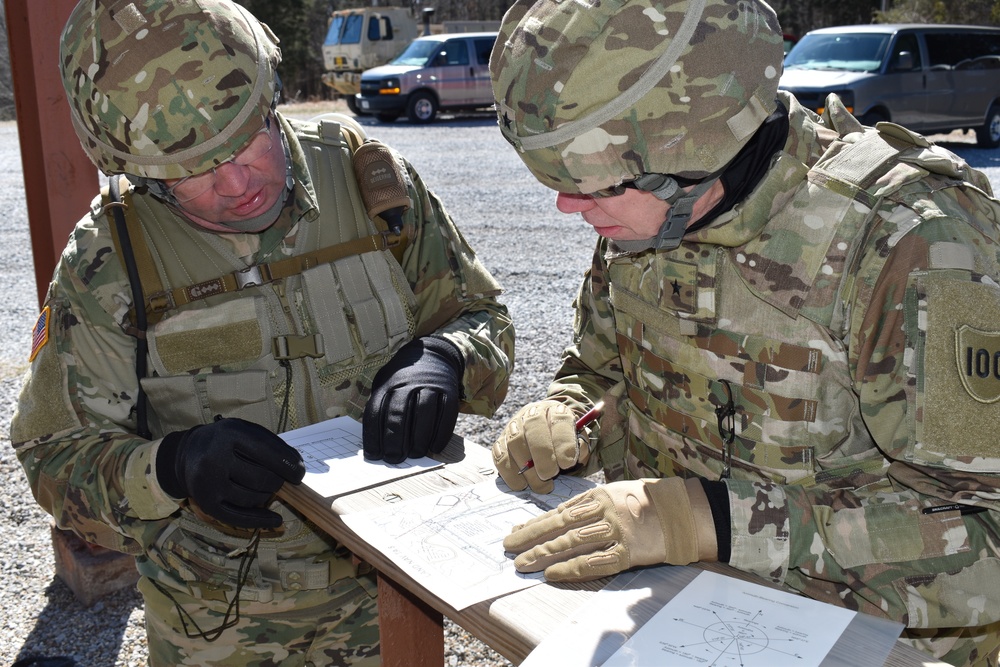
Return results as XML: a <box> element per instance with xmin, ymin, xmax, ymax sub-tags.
<box><xmin>59</xmin><ymin>0</ymin><xmax>282</xmax><ymax>180</ymax></box>
<box><xmin>489</xmin><ymin>0</ymin><xmax>785</xmax><ymax>195</ymax></box>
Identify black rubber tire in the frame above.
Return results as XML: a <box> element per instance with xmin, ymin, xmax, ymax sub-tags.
<box><xmin>406</xmin><ymin>91</ymin><xmax>438</xmax><ymax>124</ymax></box>
<box><xmin>976</xmin><ymin>102</ymin><xmax>1000</xmax><ymax>148</ymax></box>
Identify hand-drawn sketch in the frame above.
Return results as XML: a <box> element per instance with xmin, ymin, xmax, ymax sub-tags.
<box><xmin>280</xmin><ymin>416</ymin><xmax>442</xmax><ymax>498</ymax></box>
<box><xmin>341</xmin><ymin>476</ymin><xmax>596</xmax><ymax>610</ymax></box>
<box><xmin>603</xmin><ymin>571</ymin><xmax>856</xmax><ymax>667</ymax></box>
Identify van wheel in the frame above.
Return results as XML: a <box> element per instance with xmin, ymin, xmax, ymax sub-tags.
<box><xmin>976</xmin><ymin>103</ymin><xmax>1000</xmax><ymax>148</ymax></box>
<box><xmin>858</xmin><ymin>109</ymin><xmax>888</xmax><ymax>127</ymax></box>
<box><xmin>376</xmin><ymin>112</ymin><xmax>399</xmax><ymax>123</ymax></box>
<box><xmin>407</xmin><ymin>92</ymin><xmax>438</xmax><ymax>124</ymax></box>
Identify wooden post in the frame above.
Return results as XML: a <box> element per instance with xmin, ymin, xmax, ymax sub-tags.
<box><xmin>6</xmin><ymin>0</ymin><xmax>97</xmax><ymax>308</ymax></box>
<box><xmin>6</xmin><ymin>0</ymin><xmax>137</xmax><ymax>607</ymax></box>
<box><xmin>377</xmin><ymin>573</ymin><xmax>445</xmax><ymax>666</ymax></box>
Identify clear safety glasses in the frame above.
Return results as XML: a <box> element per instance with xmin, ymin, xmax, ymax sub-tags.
<box><xmin>166</xmin><ymin>117</ymin><xmax>275</xmax><ymax>203</ymax></box>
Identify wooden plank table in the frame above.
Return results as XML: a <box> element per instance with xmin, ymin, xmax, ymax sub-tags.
<box><xmin>278</xmin><ymin>435</ymin><xmax>940</xmax><ymax>666</ymax></box>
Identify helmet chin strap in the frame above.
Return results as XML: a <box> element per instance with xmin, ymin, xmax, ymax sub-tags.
<box><xmin>614</xmin><ymin>174</ymin><xmax>719</xmax><ymax>253</ymax></box>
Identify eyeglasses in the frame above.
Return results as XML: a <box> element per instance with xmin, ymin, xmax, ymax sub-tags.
<box><xmin>587</xmin><ymin>174</ymin><xmax>701</xmax><ymax>199</ymax></box>
<box><xmin>588</xmin><ymin>181</ymin><xmax>638</xmax><ymax>199</ymax></box>
<box><xmin>166</xmin><ymin>117</ymin><xmax>274</xmax><ymax>203</ymax></box>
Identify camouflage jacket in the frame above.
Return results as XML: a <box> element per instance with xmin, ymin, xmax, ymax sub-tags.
<box><xmin>10</xmin><ymin>113</ymin><xmax>514</xmax><ymax>600</ymax></box>
<box><xmin>549</xmin><ymin>92</ymin><xmax>1000</xmax><ymax>665</ymax></box>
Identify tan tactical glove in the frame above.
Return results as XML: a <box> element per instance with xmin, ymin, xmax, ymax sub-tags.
<box><xmin>492</xmin><ymin>400</ymin><xmax>590</xmax><ymax>494</ymax></box>
<box><xmin>503</xmin><ymin>478</ymin><xmax>718</xmax><ymax>582</ymax></box>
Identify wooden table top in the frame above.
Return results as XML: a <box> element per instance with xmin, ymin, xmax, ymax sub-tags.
<box><xmin>278</xmin><ymin>435</ymin><xmax>940</xmax><ymax>667</ymax></box>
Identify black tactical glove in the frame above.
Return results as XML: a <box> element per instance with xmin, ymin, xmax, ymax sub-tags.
<box><xmin>156</xmin><ymin>418</ymin><xmax>306</xmax><ymax>529</ymax></box>
<box><xmin>363</xmin><ymin>336</ymin><xmax>464</xmax><ymax>464</ymax></box>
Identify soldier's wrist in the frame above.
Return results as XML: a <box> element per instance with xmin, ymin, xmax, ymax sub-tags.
<box><xmin>699</xmin><ymin>478</ymin><xmax>731</xmax><ymax>563</ymax></box>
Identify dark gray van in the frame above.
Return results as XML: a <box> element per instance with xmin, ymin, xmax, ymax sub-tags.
<box><xmin>780</xmin><ymin>24</ymin><xmax>1000</xmax><ymax>147</ymax></box>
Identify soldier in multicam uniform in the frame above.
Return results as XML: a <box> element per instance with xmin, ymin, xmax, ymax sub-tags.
<box><xmin>489</xmin><ymin>0</ymin><xmax>1000</xmax><ymax>665</ymax></box>
<box><xmin>10</xmin><ymin>0</ymin><xmax>513</xmax><ymax>665</ymax></box>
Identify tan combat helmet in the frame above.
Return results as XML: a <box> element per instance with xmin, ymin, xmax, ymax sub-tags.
<box><xmin>490</xmin><ymin>0</ymin><xmax>785</xmax><ymax>249</ymax></box>
<box><xmin>59</xmin><ymin>0</ymin><xmax>282</xmax><ymax>180</ymax></box>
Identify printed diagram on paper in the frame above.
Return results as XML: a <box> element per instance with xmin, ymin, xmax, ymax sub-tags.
<box><xmin>280</xmin><ymin>416</ymin><xmax>442</xmax><ymax>498</ymax></box>
<box><xmin>603</xmin><ymin>571</ymin><xmax>856</xmax><ymax>667</ymax></box>
<box><xmin>342</xmin><ymin>476</ymin><xmax>596</xmax><ymax>610</ymax></box>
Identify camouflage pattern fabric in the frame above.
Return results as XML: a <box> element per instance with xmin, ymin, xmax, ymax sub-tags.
<box><xmin>536</xmin><ymin>92</ymin><xmax>1000</xmax><ymax>667</ymax></box>
<box><xmin>10</xmin><ymin>113</ymin><xmax>514</xmax><ymax>664</ymax></box>
<box><xmin>489</xmin><ymin>0</ymin><xmax>785</xmax><ymax>194</ymax></box>
<box><xmin>60</xmin><ymin>0</ymin><xmax>282</xmax><ymax>179</ymax></box>
<box><xmin>141</xmin><ymin>572</ymin><xmax>380</xmax><ymax>666</ymax></box>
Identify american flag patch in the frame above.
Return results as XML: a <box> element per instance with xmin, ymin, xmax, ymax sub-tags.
<box><xmin>29</xmin><ymin>306</ymin><xmax>50</xmax><ymax>362</ymax></box>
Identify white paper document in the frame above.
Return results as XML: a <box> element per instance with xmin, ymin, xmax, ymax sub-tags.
<box><xmin>604</xmin><ymin>570</ymin><xmax>855</xmax><ymax>666</ymax></box>
<box><xmin>522</xmin><ymin>567</ymin><xmax>903</xmax><ymax>667</ymax></box>
<box><xmin>341</xmin><ymin>475</ymin><xmax>596</xmax><ymax>610</ymax></box>
<box><xmin>280</xmin><ymin>416</ymin><xmax>443</xmax><ymax>498</ymax></box>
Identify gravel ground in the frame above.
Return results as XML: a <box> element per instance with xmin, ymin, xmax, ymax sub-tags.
<box><xmin>2</xmin><ymin>101</ymin><xmax>999</xmax><ymax>667</ymax></box>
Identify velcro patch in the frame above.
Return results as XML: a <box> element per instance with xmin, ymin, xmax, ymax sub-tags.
<box><xmin>915</xmin><ymin>272</ymin><xmax>1000</xmax><ymax>468</ymax></box>
<box><xmin>29</xmin><ymin>306</ymin><xmax>50</xmax><ymax>362</ymax></box>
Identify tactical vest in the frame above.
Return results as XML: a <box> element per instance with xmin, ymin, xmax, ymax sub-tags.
<box><xmin>98</xmin><ymin>118</ymin><xmax>417</xmax><ymax>600</ymax></box>
<box><xmin>608</xmin><ymin>119</ymin><xmax>990</xmax><ymax>486</ymax></box>
<box><xmin>104</xmin><ymin>117</ymin><xmax>416</xmax><ymax>438</ymax></box>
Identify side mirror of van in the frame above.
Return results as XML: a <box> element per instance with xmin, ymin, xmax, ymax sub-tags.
<box><xmin>892</xmin><ymin>51</ymin><xmax>915</xmax><ymax>72</ymax></box>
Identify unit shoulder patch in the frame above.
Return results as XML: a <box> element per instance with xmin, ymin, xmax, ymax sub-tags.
<box><xmin>956</xmin><ymin>324</ymin><xmax>1000</xmax><ymax>404</ymax></box>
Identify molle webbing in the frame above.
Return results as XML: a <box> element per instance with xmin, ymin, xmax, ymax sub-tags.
<box><xmin>105</xmin><ymin>193</ymin><xmax>403</xmax><ymax>325</ymax></box>
<box><xmin>152</xmin><ymin>229</ymin><xmax>401</xmax><ymax>314</ymax></box>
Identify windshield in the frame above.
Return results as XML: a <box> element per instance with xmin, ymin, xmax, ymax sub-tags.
<box><xmin>325</xmin><ymin>14</ymin><xmax>364</xmax><ymax>46</ymax></box>
<box><xmin>391</xmin><ymin>40</ymin><xmax>441</xmax><ymax>66</ymax></box>
<box><xmin>784</xmin><ymin>33</ymin><xmax>891</xmax><ymax>72</ymax></box>
<box><xmin>324</xmin><ymin>16</ymin><xmax>345</xmax><ymax>46</ymax></box>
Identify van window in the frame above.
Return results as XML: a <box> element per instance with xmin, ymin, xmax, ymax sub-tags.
<box><xmin>436</xmin><ymin>40</ymin><xmax>470</xmax><ymax>66</ymax></box>
<box><xmin>889</xmin><ymin>33</ymin><xmax>921</xmax><ymax>72</ymax></box>
<box><xmin>474</xmin><ymin>38</ymin><xmax>496</xmax><ymax>65</ymax></box>
<box><xmin>926</xmin><ymin>32</ymin><xmax>1000</xmax><ymax>69</ymax></box>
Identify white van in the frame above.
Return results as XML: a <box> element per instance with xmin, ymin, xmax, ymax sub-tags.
<box><xmin>780</xmin><ymin>24</ymin><xmax>1000</xmax><ymax>147</ymax></box>
<box><xmin>357</xmin><ymin>32</ymin><xmax>498</xmax><ymax>124</ymax></box>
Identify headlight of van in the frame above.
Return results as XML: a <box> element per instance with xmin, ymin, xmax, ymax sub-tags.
<box><xmin>378</xmin><ymin>78</ymin><xmax>401</xmax><ymax>95</ymax></box>
<box><xmin>816</xmin><ymin>90</ymin><xmax>854</xmax><ymax>115</ymax></box>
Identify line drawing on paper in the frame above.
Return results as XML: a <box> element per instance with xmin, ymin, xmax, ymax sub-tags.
<box><xmin>342</xmin><ymin>476</ymin><xmax>595</xmax><ymax>609</ymax></box>
<box><xmin>667</xmin><ymin>608</ymin><xmax>808</xmax><ymax>665</ymax></box>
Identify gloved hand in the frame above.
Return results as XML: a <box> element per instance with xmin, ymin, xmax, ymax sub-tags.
<box><xmin>492</xmin><ymin>400</ymin><xmax>590</xmax><ymax>494</ymax></box>
<box><xmin>363</xmin><ymin>336</ymin><xmax>464</xmax><ymax>464</ymax></box>
<box><xmin>155</xmin><ymin>418</ymin><xmax>306</xmax><ymax>529</ymax></box>
<box><xmin>503</xmin><ymin>477</ymin><xmax>718</xmax><ymax>582</ymax></box>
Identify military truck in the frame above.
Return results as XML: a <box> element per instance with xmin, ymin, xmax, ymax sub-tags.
<box><xmin>321</xmin><ymin>6</ymin><xmax>499</xmax><ymax>115</ymax></box>
<box><xmin>321</xmin><ymin>7</ymin><xmax>420</xmax><ymax>115</ymax></box>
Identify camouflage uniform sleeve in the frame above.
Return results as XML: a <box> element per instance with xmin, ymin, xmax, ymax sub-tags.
<box><xmin>549</xmin><ymin>240</ymin><xmax>623</xmax><ymax>409</ymax></box>
<box><xmin>547</xmin><ymin>241</ymin><xmax>625</xmax><ymax>474</ymax></box>
<box><xmin>9</xmin><ymin>211</ymin><xmax>176</xmax><ymax>553</ymax></box>
<box><xmin>727</xmin><ymin>189</ymin><xmax>1000</xmax><ymax>642</ymax></box>
<box><xmin>396</xmin><ymin>155</ymin><xmax>514</xmax><ymax>417</ymax></box>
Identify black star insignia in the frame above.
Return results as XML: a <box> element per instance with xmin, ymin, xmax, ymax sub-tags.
<box><xmin>501</xmin><ymin>111</ymin><xmax>513</xmax><ymax>131</ymax></box>
<box><xmin>671</xmin><ymin>279</ymin><xmax>681</xmax><ymax>295</ymax></box>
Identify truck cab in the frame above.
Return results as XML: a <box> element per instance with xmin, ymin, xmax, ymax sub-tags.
<box><xmin>321</xmin><ymin>7</ymin><xmax>419</xmax><ymax>113</ymax></box>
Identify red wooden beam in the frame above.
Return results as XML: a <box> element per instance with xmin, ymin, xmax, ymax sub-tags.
<box><xmin>6</xmin><ymin>0</ymin><xmax>97</xmax><ymax>307</ymax></box>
